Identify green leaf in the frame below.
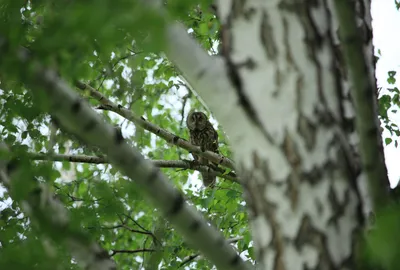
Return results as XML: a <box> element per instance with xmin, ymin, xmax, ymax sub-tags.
<box><xmin>385</xmin><ymin>138</ymin><xmax>393</xmax><ymax>145</ymax></box>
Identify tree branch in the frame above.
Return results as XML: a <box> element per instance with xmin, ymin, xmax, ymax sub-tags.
<box><xmin>110</xmin><ymin>248</ymin><xmax>155</xmax><ymax>256</ymax></box>
<box><xmin>0</xmin><ymin>38</ymin><xmax>250</xmax><ymax>270</ymax></box>
<box><xmin>86</xmin><ymin>224</ymin><xmax>155</xmax><ymax>237</ymax></box>
<box><xmin>0</xmin><ymin>143</ymin><xmax>116</xmax><ymax>270</ymax></box>
<box><xmin>179</xmin><ymin>236</ymin><xmax>243</xmax><ymax>268</ymax></box>
<box><xmin>75</xmin><ymin>81</ymin><xmax>236</xmax><ymax>171</ymax></box>
<box><xmin>28</xmin><ymin>152</ymin><xmax>239</xmax><ymax>183</ymax></box>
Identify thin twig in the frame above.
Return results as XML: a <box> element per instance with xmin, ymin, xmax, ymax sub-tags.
<box><xmin>28</xmin><ymin>152</ymin><xmax>239</xmax><ymax>183</ymax></box>
<box><xmin>110</xmin><ymin>248</ymin><xmax>155</xmax><ymax>256</ymax></box>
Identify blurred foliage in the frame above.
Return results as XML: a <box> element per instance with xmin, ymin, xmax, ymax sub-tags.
<box><xmin>361</xmin><ymin>49</ymin><xmax>400</xmax><ymax>269</ymax></box>
<box><xmin>378</xmin><ymin>69</ymin><xmax>400</xmax><ymax>148</ymax></box>
<box><xmin>1</xmin><ymin>1</ymin><xmax>399</xmax><ymax>270</ymax></box>
<box><xmin>0</xmin><ymin>1</ymin><xmax>248</xmax><ymax>269</ymax></box>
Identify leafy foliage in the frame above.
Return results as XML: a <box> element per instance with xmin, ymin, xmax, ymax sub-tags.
<box><xmin>0</xmin><ymin>1</ymin><xmax>249</xmax><ymax>269</ymax></box>
<box><xmin>379</xmin><ymin>70</ymin><xmax>400</xmax><ymax>148</ymax></box>
<box><xmin>1</xmin><ymin>1</ymin><xmax>399</xmax><ymax>269</ymax></box>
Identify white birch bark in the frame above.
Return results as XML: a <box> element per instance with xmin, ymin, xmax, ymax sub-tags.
<box><xmin>164</xmin><ymin>0</ymin><xmax>387</xmax><ymax>269</ymax></box>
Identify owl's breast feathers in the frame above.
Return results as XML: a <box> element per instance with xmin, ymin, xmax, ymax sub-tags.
<box><xmin>189</xmin><ymin>122</ymin><xmax>218</xmax><ymax>153</ymax></box>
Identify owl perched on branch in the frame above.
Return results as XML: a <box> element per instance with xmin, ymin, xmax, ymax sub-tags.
<box><xmin>186</xmin><ymin>111</ymin><xmax>219</xmax><ymax>187</ymax></box>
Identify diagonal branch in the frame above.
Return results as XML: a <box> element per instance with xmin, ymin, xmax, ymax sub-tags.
<box><xmin>0</xmin><ymin>143</ymin><xmax>116</xmax><ymax>270</ymax></box>
<box><xmin>28</xmin><ymin>152</ymin><xmax>239</xmax><ymax>183</ymax></box>
<box><xmin>75</xmin><ymin>81</ymin><xmax>235</xmax><ymax>170</ymax></box>
<box><xmin>0</xmin><ymin>38</ymin><xmax>250</xmax><ymax>270</ymax></box>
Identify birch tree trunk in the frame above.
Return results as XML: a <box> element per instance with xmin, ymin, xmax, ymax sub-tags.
<box><xmin>166</xmin><ymin>0</ymin><xmax>389</xmax><ymax>268</ymax></box>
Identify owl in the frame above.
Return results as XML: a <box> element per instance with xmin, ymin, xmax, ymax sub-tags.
<box><xmin>186</xmin><ymin>111</ymin><xmax>219</xmax><ymax>187</ymax></box>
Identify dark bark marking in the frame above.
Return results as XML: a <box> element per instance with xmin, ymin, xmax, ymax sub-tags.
<box><xmin>229</xmin><ymin>254</ymin><xmax>241</xmax><ymax>266</ymax></box>
<box><xmin>189</xmin><ymin>219</ymin><xmax>201</xmax><ymax>232</ymax></box>
<box><xmin>282</xmin><ymin>16</ymin><xmax>295</xmax><ymax>68</ymax></box>
<box><xmin>95</xmin><ymin>249</ymin><xmax>111</xmax><ymax>260</ymax></box>
<box><xmin>71</xmin><ymin>99</ymin><xmax>82</xmax><ymax>113</ymax></box>
<box><xmin>286</xmin><ymin>173</ymin><xmax>299</xmax><ymax>211</ymax></box>
<box><xmin>231</xmin><ymin>0</ymin><xmax>246</xmax><ymax>18</ymax></box>
<box><xmin>260</xmin><ymin>11</ymin><xmax>278</xmax><ymax>60</ymax></box>
<box><xmin>225</xmin><ymin>58</ymin><xmax>274</xmax><ymax>143</ymax></box>
<box><xmin>6</xmin><ymin>158</ymin><xmax>19</xmax><ymax>174</ymax></box>
<box><xmin>297</xmin><ymin>114</ymin><xmax>317</xmax><ymax>151</ymax></box>
<box><xmin>168</xmin><ymin>194</ymin><xmax>184</xmax><ymax>216</ymax></box>
<box><xmin>114</xmin><ymin>128</ymin><xmax>124</xmax><ymax>145</ymax></box>
<box><xmin>302</xmin><ymin>166</ymin><xmax>323</xmax><ymax>185</ymax></box>
<box><xmin>196</xmin><ymin>69</ymin><xmax>206</xmax><ymax>79</ymax></box>
<box><xmin>282</xmin><ymin>133</ymin><xmax>301</xmax><ymax>167</ymax></box>
<box><xmin>237</xmin><ymin>58</ymin><xmax>257</xmax><ymax>70</ymax></box>
<box><xmin>83</xmin><ymin>120</ymin><xmax>97</xmax><ymax>132</ymax></box>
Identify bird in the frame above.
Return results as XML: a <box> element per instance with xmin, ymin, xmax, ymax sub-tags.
<box><xmin>186</xmin><ymin>111</ymin><xmax>219</xmax><ymax>187</ymax></box>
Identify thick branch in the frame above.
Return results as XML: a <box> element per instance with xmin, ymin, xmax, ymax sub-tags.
<box><xmin>29</xmin><ymin>153</ymin><xmax>239</xmax><ymax>183</ymax></box>
<box><xmin>75</xmin><ymin>81</ymin><xmax>235</xmax><ymax>171</ymax></box>
<box><xmin>333</xmin><ymin>1</ymin><xmax>390</xmax><ymax>209</ymax></box>
<box><xmin>0</xmin><ymin>39</ymin><xmax>250</xmax><ymax>270</ymax></box>
<box><xmin>0</xmin><ymin>143</ymin><xmax>116</xmax><ymax>270</ymax></box>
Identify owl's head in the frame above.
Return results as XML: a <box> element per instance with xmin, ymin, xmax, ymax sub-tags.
<box><xmin>186</xmin><ymin>111</ymin><xmax>208</xmax><ymax>131</ymax></box>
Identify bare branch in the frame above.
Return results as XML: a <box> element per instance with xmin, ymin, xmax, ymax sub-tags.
<box><xmin>28</xmin><ymin>152</ymin><xmax>239</xmax><ymax>183</ymax></box>
<box><xmin>75</xmin><ymin>81</ymin><xmax>235</xmax><ymax>170</ymax></box>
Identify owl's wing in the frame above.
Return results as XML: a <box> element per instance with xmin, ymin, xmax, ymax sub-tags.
<box><xmin>188</xmin><ymin>131</ymin><xmax>199</xmax><ymax>161</ymax></box>
<box><xmin>210</xmin><ymin>125</ymin><xmax>219</xmax><ymax>153</ymax></box>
